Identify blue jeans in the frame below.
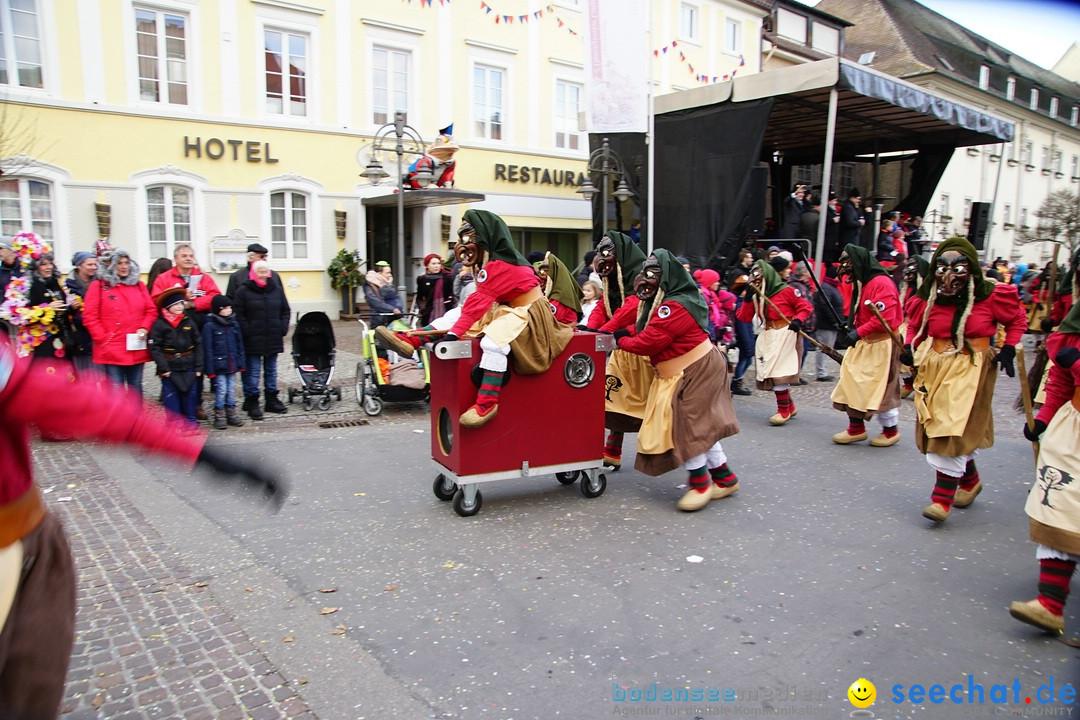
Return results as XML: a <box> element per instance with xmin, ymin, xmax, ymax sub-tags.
<box><xmin>102</xmin><ymin>363</ymin><xmax>145</xmax><ymax>397</ymax></box>
<box><xmin>161</xmin><ymin>374</ymin><xmax>198</xmax><ymax>423</ymax></box>
<box><xmin>733</xmin><ymin>319</ymin><xmax>756</xmax><ymax>381</ymax></box>
<box><xmin>213</xmin><ymin>373</ymin><xmax>238</xmax><ymax>409</ymax></box>
<box><xmin>242</xmin><ymin>354</ymin><xmax>278</xmax><ymax>397</ymax></box>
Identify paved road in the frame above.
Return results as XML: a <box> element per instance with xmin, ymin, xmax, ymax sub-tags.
<box><xmin>36</xmin><ymin>323</ymin><xmax>1078</xmax><ymax>719</ymax></box>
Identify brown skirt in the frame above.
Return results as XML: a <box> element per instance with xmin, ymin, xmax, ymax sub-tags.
<box><xmin>0</xmin><ymin>511</ymin><xmax>76</xmax><ymax>720</ymax></box>
<box><xmin>509</xmin><ymin>299</ymin><xmax>574</xmax><ymax>375</ymax></box>
<box><xmin>636</xmin><ymin>347</ymin><xmax>740</xmax><ymax>476</ymax></box>
<box><xmin>915</xmin><ymin>347</ymin><xmax>997</xmax><ymax>456</ymax></box>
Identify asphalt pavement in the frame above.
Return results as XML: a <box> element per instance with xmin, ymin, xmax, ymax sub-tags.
<box><xmin>34</xmin><ymin>321</ymin><xmax>1080</xmax><ymax>719</ymax></box>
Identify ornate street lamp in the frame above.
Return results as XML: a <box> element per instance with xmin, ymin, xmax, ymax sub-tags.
<box><xmin>360</xmin><ymin>111</ymin><xmax>433</xmax><ymax>293</ymax></box>
<box><xmin>577</xmin><ymin>137</ymin><xmax>635</xmax><ymax>241</ymax></box>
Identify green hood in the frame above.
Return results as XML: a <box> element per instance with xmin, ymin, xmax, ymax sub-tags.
<box><xmin>754</xmin><ymin>259</ymin><xmax>787</xmax><ymax>297</ymax></box>
<box><xmin>841</xmin><ymin>244</ymin><xmax>890</xmax><ymax>325</ymax></box>
<box><xmin>462</xmin><ymin>209</ymin><xmax>530</xmax><ymax>267</ymax></box>
<box><xmin>916</xmin><ymin>237</ymin><xmax>994</xmax><ymax>303</ymax></box>
<box><xmin>609</xmin><ymin>231</ymin><xmax>647</xmax><ymax>289</ymax></box>
<box><xmin>908</xmin><ymin>255</ymin><xmax>931</xmax><ymax>284</ymax></box>
<box><xmin>544</xmin><ymin>252</ymin><xmax>583</xmax><ymax>312</ymax></box>
<box><xmin>637</xmin><ymin>248</ymin><xmax>708</xmax><ymax>333</ymax></box>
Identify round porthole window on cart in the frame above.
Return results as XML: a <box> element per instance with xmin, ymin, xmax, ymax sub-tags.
<box><xmin>563</xmin><ymin>353</ymin><xmax>595</xmax><ymax>388</ymax></box>
<box><xmin>438</xmin><ymin>407</ymin><xmax>454</xmax><ymax>456</ymax></box>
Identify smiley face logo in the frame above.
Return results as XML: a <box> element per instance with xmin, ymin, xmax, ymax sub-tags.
<box><xmin>847</xmin><ymin>678</ymin><xmax>876</xmax><ymax>708</ymax></box>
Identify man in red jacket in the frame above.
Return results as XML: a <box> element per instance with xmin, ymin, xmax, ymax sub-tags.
<box><xmin>0</xmin><ymin>339</ymin><xmax>286</xmax><ymax>719</ymax></box>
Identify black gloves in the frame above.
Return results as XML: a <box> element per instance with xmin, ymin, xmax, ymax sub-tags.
<box><xmin>995</xmin><ymin>344</ymin><xmax>1016</xmax><ymax>378</ymax></box>
<box><xmin>845</xmin><ymin>327</ymin><xmax>861</xmax><ymax>345</ymax></box>
<box><xmin>899</xmin><ymin>344</ymin><xmax>914</xmax><ymax>367</ymax></box>
<box><xmin>1041</xmin><ymin>317</ymin><xmax>1055</xmax><ymax>333</ymax></box>
<box><xmin>196</xmin><ymin>445</ymin><xmax>288</xmax><ymax>512</ymax></box>
<box><xmin>788</xmin><ymin>318</ymin><xmax>802</xmax><ymax>334</ymax></box>
<box><xmin>1056</xmin><ymin>346</ymin><xmax>1080</xmax><ymax>369</ymax></box>
<box><xmin>612</xmin><ymin>328</ymin><xmax>632</xmax><ymax>343</ymax></box>
<box><xmin>431</xmin><ymin>333</ymin><xmax>459</xmax><ymax>353</ymax></box>
<box><xmin>1023</xmin><ymin>419</ymin><xmax>1048</xmax><ymax>442</ymax></box>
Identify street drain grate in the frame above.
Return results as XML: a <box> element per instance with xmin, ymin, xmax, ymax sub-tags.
<box><xmin>318</xmin><ymin>419</ymin><xmax>370</xmax><ymax>429</ymax></box>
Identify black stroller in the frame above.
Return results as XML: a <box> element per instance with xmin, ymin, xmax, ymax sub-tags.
<box><xmin>288</xmin><ymin>312</ymin><xmax>342</xmax><ymax>411</ymax></box>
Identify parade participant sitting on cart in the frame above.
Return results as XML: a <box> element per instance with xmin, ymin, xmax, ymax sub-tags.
<box><xmin>899</xmin><ymin>255</ymin><xmax>931</xmax><ymax>398</ymax></box>
<box><xmin>375</xmin><ymin>208</ymin><xmax>573</xmax><ymax>428</ymax></box>
<box><xmin>1011</xmin><ymin>304</ymin><xmax>1080</xmax><ymax>634</ymax></box>
<box><xmin>612</xmin><ymin>249</ymin><xmax>740</xmax><ymax>512</ymax></box>
<box><xmin>585</xmin><ymin>232</ymin><xmax>652</xmax><ymax>471</ymax></box>
<box><xmin>830</xmin><ymin>244</ymin><xmax>903</xmax><ymax>446</ymax></box>
<box><xmin>903</xmin><ymin>237</ymin><xmax>1027</xmax><ymax>523</ymax></box>
<box><xmin>537</xmin><ymin>251</ymin><xmax>583</xmax><ymax>327</ymax></box>
<box><xmin>734</xmin><ymin>259</ymin><xmax>813</xmax><ymax>425</ymax></box>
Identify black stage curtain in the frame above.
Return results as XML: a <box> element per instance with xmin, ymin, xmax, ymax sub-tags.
<box><xmin>653</xmin><ymin>98</ymin><xmax>773</xmax><ymax>269</ymax></box>
<box><xmin>894</xmin><ymin>144</ymin><xmax>954</xmax><ymax>219</ymax></box>
<box><xmin>587</xmin><ymin>133</ymin><xmax>648</xmax><ymax>246</ymax></box>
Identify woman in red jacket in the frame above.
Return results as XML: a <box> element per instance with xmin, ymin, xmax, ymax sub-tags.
<box><xmin>83</xmin><ymin>249</ymin><xmax>157</xmax><ymax>395</ymax></box>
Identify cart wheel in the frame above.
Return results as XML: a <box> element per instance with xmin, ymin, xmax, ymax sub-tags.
<box><xmin>333</xmin><ymin>387</ymin><xmax>343</xmax><ymax>401</ymax></box>
<box><xmin>354</xmin><ymin>362</ymin><xmax>366</xmax><ymax>407</ymax></box>
<box><xmin>432</xmin><ymin>474</ymin><xmax>457</xmax><ymax>501</ymax></box>
<box><xmin>555</xmin><ymin>471</ymin><xmax>579</xmax><ymax>485</ymax></box>
<box><xmin>581</xmin><ymin>472</ymin><xmax>607</xmax><ymax>499</ymax></box>
<box><xmin>362</xmin><ymin>394</ymin><xmax>384</xmax><ymax>416</ymax></box>
<box><xmin>452</xmin><ymin>487</ymin><xmax>483</xmax><ymax>517</ymax></box>
<box><xmin>318</xmin><ymin>395</ymin><xmax>331</xmax><ymax>410</ymax></box>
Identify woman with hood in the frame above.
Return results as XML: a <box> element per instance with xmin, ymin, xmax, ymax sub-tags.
<box><xmin>25</xmin><ymin>248</ymin><xmax>74</xmax><ymax>360</ymax></box>
<box><xmin>898</xmin><ymin>255</ymin><xmax>931</xmax><ymax>398</ymax></box>
<box><xmin>415</xmin><ymin>253</ymin><xmax>455</xmax><ymax>326</ymax></box>
<box><xmin>612</xmin><ymin>249</ymin><xmax>741</xmax><ymax>512</ymax></box>
<box><xmin>1010</xmin><ymin>301</ymin><xmax>1080</xmax><ymax>634</ymax></box>
<box><xmin>64</xmin><ymin>250</ymin><xmax>98</xmax><ymax>372</ymax></box>
<box><xmin>536</xmin><ymin>251</ymin><xmax>583</xmax><ymax>326</ymax></box>
<box><xmin>829</xmin><ymin>244</ymin><xmax>903</xmax><ymax>447</ymax></box>
<box><xmin>734</xmin><ymin>259</ymin><xmax>813</xmax><ymax>425</ymax></box>
<box><xmin>587</xmin><ymin>231</ymin><xmax>652</xmax><ymax>470</ymax></box>
<box><xmin>902</xmin><ymin>237</ymin><xmax>1027</xmax><ymax>523</ymax></box>
<box><xmin>376</xmin><ymin>208</ymin><xmax>573</xmax><ymax>428</ymax></box>
<box><xmin>83</xmin><ymin>249</ymin><xmax>157</xmax><ymax>394</ymax></box>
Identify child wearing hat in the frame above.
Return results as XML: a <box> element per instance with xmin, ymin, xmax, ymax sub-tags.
<box><xmin>148</xmin><ymin>287</ymin><xmax>204</xmax><ymax>430</ymax></box>
<box><xmin>202</xmin><ymin>295</ymin><xmax>246</xmax><ymax>429</ymax></box>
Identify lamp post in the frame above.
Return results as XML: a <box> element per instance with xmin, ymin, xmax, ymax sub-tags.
<box><xmin>360</xmin><ymin>111</ymin><xmax>433</xmax><ymax>294</ymax></box>
<box><xmin>577</xmin><ymin>137</ymin><xmax>635</xmax><ymax>243</ymax></box>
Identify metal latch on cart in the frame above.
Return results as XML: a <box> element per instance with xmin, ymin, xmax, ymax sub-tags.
<box><xmin>433</xmin><ymin>340</ymin><xmax>473</xmax><ymax>360</ymax></box>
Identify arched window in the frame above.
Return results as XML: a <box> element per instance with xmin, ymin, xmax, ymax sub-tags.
<box><xmin>146</xmin><ymin>184</ymin><xmax>192</xmax><ymax>259</ymax></box>
<box><xmin>269</xmin><ymin>190</ymin><xmax>308</xmax><ymax>259</ymax></box>
<box><xmin>0</xmin><ymin>176</ymin><xmax>53</xmax><ymax>240</ymax></box>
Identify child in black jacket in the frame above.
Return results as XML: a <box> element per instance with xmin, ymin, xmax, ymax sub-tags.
<box><xmin>202</xmin><ymin>295</ymin><xmax>246</xmax><ymax>429</ymax></box>
<box><xmin>149</xmin><ymin>287</ymin><xmax>203</xmax><ymax>430</ymax></box>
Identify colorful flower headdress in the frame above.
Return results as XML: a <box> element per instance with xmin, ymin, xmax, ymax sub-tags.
<box><xmin>11</xmin><ymin>232</ymin><xmax>52</xmax><ymax>269</ymax></box>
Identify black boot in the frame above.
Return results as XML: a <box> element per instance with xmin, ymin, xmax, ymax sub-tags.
<box><xmin>244</xmin><ymin>394</ymin><xmax>264</xmax><ymax>420</ymax></box>
<box><xmin>730</xmin><ymin>378</ymin><xmax>751</xmax><ymax>396</ymax></box>
<box><xmin>225</xmin><ymin>406</ymin><xmax>245</xmax><ymax>427</ymax></box>
<box><xmin>264</xmin><ymin>389</ymin><xmax>288</xmax><ymax>414</ymax></box>
<box><xmin>212</xmin><ymin>408</ymin><xmax>227</xmax><ymax>430</ymax></box>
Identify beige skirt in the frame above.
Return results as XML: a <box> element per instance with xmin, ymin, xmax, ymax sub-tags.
<box><xmin>468</xmin><ymin>298</ymin><xmax>573</xmax><ymax>375</ymax></box>
<box><xmin>1026</xmin><ymin>400</ymin><xmax>1080</xmax><ymax>555</ymax></box>
<box><xmin>831</xmin><ymin>337</ymin><xmax>901</xmax><ymax>418</ymax></box>
<box><xmin>754</xmin><ymin>327</ymin><xmax>801</xmax><ymax>390</ymax></box>
<box><xmin>605</xmin><ymin>348</ymin><xmax>654</xmax><ymax>433</ymax></box>
<box><xmin>635</xmin><ymin>348</ymin><xmax>740</xmax><ymax>477</ymax></box>
<box><xmin>914</xmin><ymin>347</ymin><xmax>997</xmax><ymax>456</ymax></box>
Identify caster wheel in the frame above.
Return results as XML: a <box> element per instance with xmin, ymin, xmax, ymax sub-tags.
<box><xmin>334</xmin><ymin>387</ymin><xmax>343</xmax><ymax>401</ymax></box>
<box><xmin>287</xmin><ymin>389</ymin><xmax>296</xmax><ymax>404</ymax></box>
<box><xmin>318</xmin><ymin>396</ymin><xmax>331</xmax><ymax>410</ymax></box>
<box><xmin>452</xmin><ymin>488</ymin><xmax>483</xmax><ymax>517</ymax></box>
<box><xmin>581</xmin><ymin>472</ymin><xmax>607</xmax><ymax>499</ymax></box>
<box><xmin>432</xmin><ymin>474</ymin><xmax>457</xmax><ymax>501</ymax></box>
<box><xmin>555</xmin><ymin>471</ymin><xmax>580</xmax><ymax>485</ymax></box>
<box><xmin>303</xmin><ymin>399</ymin><xmax>314</xmax><ymax>411</ymax></box>
<box><xmin>363</xmin><ymin>394</ymin><xmax>384</xmax><ymax>416</ymax></box>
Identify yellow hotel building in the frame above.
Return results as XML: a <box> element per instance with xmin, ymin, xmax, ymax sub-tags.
<box><xmin>0</xmin><ymin>0</ymin><xmax>764</xmax><ymax>313</ymax></box>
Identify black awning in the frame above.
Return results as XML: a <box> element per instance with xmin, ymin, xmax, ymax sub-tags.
<box><xmin>361</xmin><ymin>189</ymin><xmax>485</xmax><ymax>209</ymax></box>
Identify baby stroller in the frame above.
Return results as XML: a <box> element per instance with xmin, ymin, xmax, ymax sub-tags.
<box><xmin>355</xmin><ymin>315</ymin><xmax>430</xmax><ymax>416</ymax></box>
<box><xmin>288</xmin><ymin>311</ymin><xmax>343</xmax><ymax>411</ymax></box>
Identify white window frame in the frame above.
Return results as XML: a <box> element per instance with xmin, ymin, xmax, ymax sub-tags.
<box><xmin>1003</xmin><ymin>204</ymin><xmax>1011</xmax><ymax>226</ymax></box>
<box><xmin>122</xmin><ymin>0</ymin><xmax>201</xmax><ymax>111</ymax></box>
<box><xmin>963</xmin><ymin>197</ymin><xmax>973</xmax><ymax>223</ymax></box>
<box><xmin>0</xmin><ymin>0</ymin><xmax>44</xmax><ymax>90</ymax></box>
<box><xmin>371</xmin><ymin>44</ymin><xmax>411</xmax><ymax>127</ymax></box>
<box><xmin>1050</xmin><ymin>97</ymin><xmax>1059</xmax><ymax>118</ymax></box>
<box><xmin>678</xmin><ymin>2</ymin><xmax>699</xmax><ymax>43</ymax></box>
<box><xmin>1042</xmin><ymin>145</ymin><xmax>1050</xmax><ymax>170</ymax></box>
<box><xmin>362</xmin><ymin>24</ymin><xmax>421</xmax><ymax>135</ymax></box>
<box><xmin>132</xmin><ymin>5</ymin><xmax>189</xmax><ymax>107</ymax></box>
<box><xmin>1006</xmin><ymin>76</ymin><xmax>1015</xmax><ymax>101</ymax></box>
<box><xmin>724</xmin><ymin>18</ymin><xmax>741</xmax><ymax>55</ymax></box>
<box><xmin>978</xmin><ymin>65</ymin><xmax>989</xmax><ymax>90</ymax></box>
<box><xmin>1020</xmin><ymin>207</ymin><xmax>1029</xmax><ymax>228</ymax></box>
<box><xmin>553</xmin><ymin>78</ymin><xmax>582</xmax><ymax>151</ymax></box>
<box><xmin>1054</xmin><ymin>149</ymin><xmax>1062</xmax><ymax>173</ymax></box>
<box><xmin>258</xmin><ymin>174</ymin><xmax>324</xmax><ymax>270</ymax></box>
<box><xmin>939</xmin><ymin>193</ymin><xmax>950</xmax><ymax>219</ymax></box>
<box><xmin>0</xmin><ymin>159</ymin><xmax>69</xmax><ymax>248</ymax></box>
<box><xmin>1072</xmin><ymin>106</ymin><xmax>1079</xmax><ymax>127</ymax></box>
<box><xmin>1030</xmin><ymin>88</ymin><xmax>1039</xmax><ymax>111</ymax></box>
<box><xmin>0</xmin><ymin>176</ymin><xmax>54</xmax><ymax>241</ymax></box>
<box><xmin>131</xmin><ymin>166</ymin><xmax>206</xmax><ymax>267</ymax></box>
<box><xmin>144</xmin><ymin>184</ymin><xmax>194</xmax><ymax>260</ymax></box>
<box><xmin>254</xmin><ymin>9</ymin><xmax>319</xmax><ymax>124</ymax></box>
<box><xmin>1072</xmin><ymin>155</ymin><xmax>1079</xmax><ymax>178</ymax></box>
<box><xmin>262</xmin><ymin>27</ymin><xmax>308</xmax><ymax>118</ymax></box>
<box><xmin>470</xmin><ymin>59</ymin><xmax>509</xmax><ymax>144</ymax></box>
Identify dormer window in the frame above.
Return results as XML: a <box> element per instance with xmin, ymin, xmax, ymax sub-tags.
<box><xmin>978</xmin><ymin>65</ymin><xmax>989</xmax><ymax>89</ymax></box>
<box><xmin>1006</xmin><ymin>76</ymin><xmax>1015</xmax><ymax>100</ymax></box>
<box><xmin>1030</xmin><ymin>88</ymin><xmax>1039</xmax><ymax>111</ymax></box>
<box><xmin>1072</xmin><ymin>106</ymin><xmax>1079</xmax><ymax>127</ymax></box>
<box><xmin>1050</xmin><ymin>97</ymin><xmax>1059</xmax><ymax>117</ymax></box>
<box><xmin>776</xmin><ymin>7</ymin><xmax>807</xmax><ymax>44</ymax></box>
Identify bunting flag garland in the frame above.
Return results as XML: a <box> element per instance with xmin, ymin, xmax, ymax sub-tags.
<box><xmin>473</xmin><ymin>2</ymin><xmax>579</xmax><ymax>35</ymax></box>
<box><xmin>401</xmin><ymin>0</ymin><xmax>450</xmax><ymax>5</ymax></box>
<box><xmin>653</xmin><ymin>40</ymin><xmax>744</xmax><ymax>84</ymax></box>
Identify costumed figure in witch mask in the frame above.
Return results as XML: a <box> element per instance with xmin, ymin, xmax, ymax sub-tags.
<box><xmin>406</xmin><ymin>125</ymin><xmax>458</xmax><ymax>189</ymax></box>
<box><xmin>903</xmin><ymin>237</ymin><xmax>1027</xmax><ymax>523</ymax></box>
<box><xmin>1023</xmin><ymin>247</ymin><xmax>1080</xmax><ymax>411</ymax></box>
<box><xmin>536</xmin><ymin>251</ymin><xmax>583</xmax><ymax>327</ymax></box>
<box><xmin>1010</xmin><ymin>301</ymin><xmax>1080</xmax><ymax>634</ymax></box>
<box><xmin>829</xmin><ymin>244</ymin><xmax>903</xmax><ymax>447</ymax></box>
<box><xmin>898</xmin><ymin>255</ymin><xmax>931</xmax><ymax>399</ymax></box>
<box><xmin>734</xmin><ymin>259</ymin><xmax>813</xmax><ymax>425</ymax></box>
<box><xmin>612</xmin><ymin>249</ymin><xmax>741</xmax><ymax>512</ymax></box>
<box><xmin>585</xmin><ymin>231</ymin><xmax>653</xmax><ymax>470</ymax></box>
<box><xmin>375</xmin><ymin>209</ymin><xmax>573</xmax><ymax>428</ymax></box>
